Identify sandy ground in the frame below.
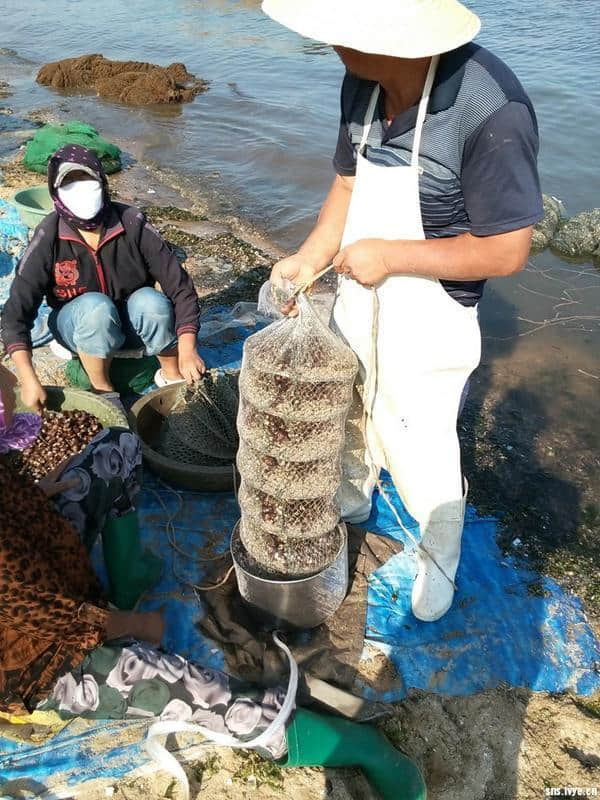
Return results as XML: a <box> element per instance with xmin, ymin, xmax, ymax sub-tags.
<box><xmin>1</xmin><ymin>125</ymin><xmax>599</xmax><ymax>800</ymax></box>
<box><xmin>31</xmin><ymin>689</ymin><xmax>600</xmax><ymax>800</ymax></box>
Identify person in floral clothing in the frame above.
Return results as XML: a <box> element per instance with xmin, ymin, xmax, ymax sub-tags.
<box><xmin>0</xmin><ymin>363</ymin><xmax>287</xmax><ymax>758</ymax></box>
<box><xmin>0</xmin><ymin>365</ymin><xmax>426</xmax><ymax>798</ymax></box>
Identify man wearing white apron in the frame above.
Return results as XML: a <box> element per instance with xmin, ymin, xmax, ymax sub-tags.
<box><xmin>263</xmin><ymin>0</ymin><xmax>543</xmax><ymax>621</ymax></box>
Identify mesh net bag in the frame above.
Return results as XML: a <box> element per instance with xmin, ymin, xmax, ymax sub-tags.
<box><xmin>239</xmin><ymin>367</ymin><xmax>353</xmax><ymax>422</ymax></box>
<box><xmin>237</xmin><ymin>517</ymin><xmax>343</xmax><ymax>577</ymax></box>
<box><xmin>158</xmin><ymin>369</ymin><xmax>239</xmax><ymax>466</ymax></box>
<box><xmin>237</xmin><ymin>439</ymin><xmax>341</xmax><ymax>500</ymax></box>
<box><xmin>237</xmin><ymin>292</ymin><xmax>357</xmax><ymax>577</ymax></box>
<box><xmin>237</xmin><ymin>401</ymin><xmax>347</xmax><ymax>462</ymax></box>
<box><xmin>242</xmin><ymin>298</ymin><xmax>357</xmax><ymax>382</ymax></box>
<box><xmin>238</xmin><ymin>479</ymin><xmax>340</xmax><ymax>539</ymax></box>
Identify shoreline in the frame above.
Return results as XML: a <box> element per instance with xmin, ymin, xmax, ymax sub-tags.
<box><xmin>1</xmin><ymin>109</ymin><xmax>599</xmax><ymax>799</ymax></box>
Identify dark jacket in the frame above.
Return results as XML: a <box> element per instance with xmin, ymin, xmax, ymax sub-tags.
<box><xmin>1</xmin><ymin>203</ymin><xmax>200</xmax><ymax>354</ymax></box>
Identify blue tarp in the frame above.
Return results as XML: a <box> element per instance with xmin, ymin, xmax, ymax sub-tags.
<box><xmin>361</xmin><ymin>472</ymin><xmax>600</xmax><ymax>699</ymax></box>
<box><xmin>0</xmin><ymin>198</ymin><xmax>52</xmax><ymax>348</ymax></box>
<box><xmin>1</xmin><ymin>311</ymin><xmax>599</xmax><ymax>797</ymax></box>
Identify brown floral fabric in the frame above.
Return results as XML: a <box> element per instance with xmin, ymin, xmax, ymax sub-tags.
<box><xmin>0</xmin><ymin>426</ymin><xmax>142</xmax><ymax>715</ymax></box>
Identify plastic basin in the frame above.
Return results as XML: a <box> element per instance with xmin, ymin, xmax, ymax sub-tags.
<box><xmin>130</xmin><ymin>384</ymin><xmax>236</xmax><ymax>492</ymax></box>
<box><xmin>12</xmin><ymin>185</ymin><xmax>53</xmax><ymax>229</ymax></box>
<box><xmin>16</xmin><ymin>385</ymin><xmax>129</xmax><ymax>429</ymax></box>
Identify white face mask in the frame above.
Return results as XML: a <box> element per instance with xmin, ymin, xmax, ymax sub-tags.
<box><xmin>57</xmin><ymin>179</ymin><xmax>103</xmax><ymax>220</ymax></box>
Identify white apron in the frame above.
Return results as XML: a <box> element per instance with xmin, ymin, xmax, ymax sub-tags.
<box><xmin>332</xmin><ymin>56</ymin><xmax>481</xmax><ymax>531</ymax></box>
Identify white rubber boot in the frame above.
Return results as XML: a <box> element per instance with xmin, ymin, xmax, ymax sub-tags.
<box><xmin>411</xmin><ymin>480</ymin><xmax>468</xmax><ymax>622</ymax></box>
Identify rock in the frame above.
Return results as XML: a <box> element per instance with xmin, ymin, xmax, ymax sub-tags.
<box><xmin>531</xmin><ymin>194</ymin><xmax>562</xmax><ymax>251</ymax></box>
<box><xmin>36</xmin><ymin>54</ymin><xmax>208</xmax><ymax>106</ymax></box>
<box><xmin>551</xmin><ymin>208</ymin><xmax>600</xmax><ymax>258</ymax></box>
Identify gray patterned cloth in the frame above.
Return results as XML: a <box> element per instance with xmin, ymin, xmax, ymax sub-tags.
<box><xmin>38</xmin><ymin>639</ymin><xmax>289</xmax><ymax>759</ymax></box>
<box><xmin>53</xmin><ymin>426</ymin><xmax>143</xmax><ymax>552</ymax></box>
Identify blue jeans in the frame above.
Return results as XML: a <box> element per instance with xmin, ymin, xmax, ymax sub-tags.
<box><xmin>49</xmin><ymin>288</ymin><xmax>178</xmax><ymax>358</ymax></box>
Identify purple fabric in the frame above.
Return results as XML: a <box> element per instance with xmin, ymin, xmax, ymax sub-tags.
<box><xmin>0</xmin><ymin>396</ymin><xmax>41</xmax><ymax>454</ymax></box>
<box><xmin>47</xmin><ymin>145</ymin><xmax>110</xmax><ymax>232</ymax></box>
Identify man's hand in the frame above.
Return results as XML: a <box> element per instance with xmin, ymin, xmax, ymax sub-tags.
<box><xmin>333</xmin><ymin>239</ymin><xmax>390</xmax><ymax>287</ymax></box>
<box><xmin>270</xmin><ymin>254</ymin><xmax>322</xmax><ymax>317</ymax></box>
<box><xmin>20</xmin><ymin>374</ymin><xmax>47</xmax><ymax>415</ymax></box>
<box><xmin>0</xmin><ymin>365</ymin><xmax>17</xmax><ymax>427</ymax></box>
<box><xmin>178</xmin><ymin>350</ymin><xmax>206</xmax><ymax>386</ymax></box>
<box><xmin>270</xmin><ymin>253</ymin><xmax>319</xmax><ymax>291</ymax></box>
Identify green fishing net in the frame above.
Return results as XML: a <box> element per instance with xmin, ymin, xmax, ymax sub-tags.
<box><xmin>24</xmin><ymin>122</ymin><xmax>122</xmax><ymax>175</ymax></box>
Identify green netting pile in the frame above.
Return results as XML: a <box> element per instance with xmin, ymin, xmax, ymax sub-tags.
<box><xmin>23</xmin><ymin>122</ymin><xmax>122</xmax><ymax>175</ymax></box>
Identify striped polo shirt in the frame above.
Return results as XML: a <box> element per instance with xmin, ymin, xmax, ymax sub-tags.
<box><xmin>333</xmin><ymin>43</ymin><xmax>544</xmax><ymax>306</ymax></box>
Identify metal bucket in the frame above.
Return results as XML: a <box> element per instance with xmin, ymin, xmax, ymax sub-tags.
<box><xmin>230</xmin><ymin>521</ymin><xmax>349</xmax><ymax>630</ymax></box>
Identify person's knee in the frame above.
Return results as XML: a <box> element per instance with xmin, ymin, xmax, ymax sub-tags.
<box><xmin>70</xmin><ymin>293</ymin><xmax>123</xmax><ymax>355</ymax></box>
<box><xmin>127</xmin><ymin>288</ymin><xmax>176</xmax><ymax>355</ymax></box>
<box><xmin>127</xmin><ymin>287</ymin><xmax>172</xmax><ymax>325</ymax></box>
<box><xmin>70</xmin><ymin>292</ymin><xmax>117</xmax><ymax>321</ymax></box>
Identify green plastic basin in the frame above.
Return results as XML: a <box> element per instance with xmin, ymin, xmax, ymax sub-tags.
<box><xmin>16</xmin><ymin>385</ymin><xmax>129</xmax><ymax>429</ymax></box>
<box><xmin>12</xmin><ymin>184</ymin><xmax>53</xmax><ymax>229</ymax></box>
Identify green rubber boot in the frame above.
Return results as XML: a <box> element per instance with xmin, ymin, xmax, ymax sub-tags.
<box><xmin>102</xmin><ymin>512</ymin><xmax>162</xmax><ymax>610</ymax></box>
<box><xmin>281</xmin><ymin>708</ymin><xmax>426</xmax><ymax>800</ymax></box>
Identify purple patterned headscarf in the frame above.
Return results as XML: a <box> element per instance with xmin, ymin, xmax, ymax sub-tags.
<box><xmin>48</xmin><ymin>144</ymin><xmax>110</xmax><ymax>231</ymax></box>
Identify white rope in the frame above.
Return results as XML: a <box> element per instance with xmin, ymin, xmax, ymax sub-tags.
<box><xmin>145</xmin><ymin>632</ymin><xmax>298</xmax><ymax>800</ymax></box>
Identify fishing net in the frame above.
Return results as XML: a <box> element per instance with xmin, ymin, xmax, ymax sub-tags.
<box><xmin>158</xmin><ymin>369</ymin><xmax>239</xmax><ymax>466</ymax></box>
<box><xmin>237</xmin><ymin>292</ymin><xmax>358</xmax><ymax>577</ymax></box>
<box><xmin>236</xmin><ymin>440</ymin><xmax>341</xmax><ymax>499</ymax></box>
<box><xmin>237</xmin><ymin>518</ymin><xmax>343</xmax><ymax>578</ymax></box>
<box><xmin>238</xmin><ymin>480</ymin><xmax>339</xmax><ymax>539</ymax></box>
<box><xmin>23</xmin><ymin>121</ymin><xmax>122</xmax><ymax>175</ymax></box>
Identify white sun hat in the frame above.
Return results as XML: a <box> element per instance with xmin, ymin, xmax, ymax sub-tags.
<box><xmin>262</xmin><ymin>0</ymin><xmax>481</xmax><ymax>59</ymax></box>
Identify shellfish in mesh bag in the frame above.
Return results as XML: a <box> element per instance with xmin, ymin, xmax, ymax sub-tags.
<box><xmin>238</xmin><ymin>479</ymin><xmax>339</xmax><ymax>539</ymax></box>
<box><xmin>238</xmin><ymin>517</ymin><xmax>342</xmax><ymax>577</ymax></box>
<box><xmin>237</xmin><ymin>399</ymin><xmax>347</xmax><ymax>462</ymax></box>
<box><xmin>236</xmin><ymin>439</ymin><xmax>341</xmax><ymax>500</ymax></box>
<box><xmin>237</xmin><ymin>293</ymin><xmax>357</xmax><ymax>577</ymax></box>
<box><xmin>159</xmin><ymin>369</ymin><xmax>240</xmax><ymax>465</ymax></box>
<box><xmin>239</xmin><ymin>366</ymin><xmax>353</xmax><ymax>422</ymax></box>
<box><xmin>242</xmin><ymin>293</ymin><xmax>357</xmax><ymax>382</ymax></box>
